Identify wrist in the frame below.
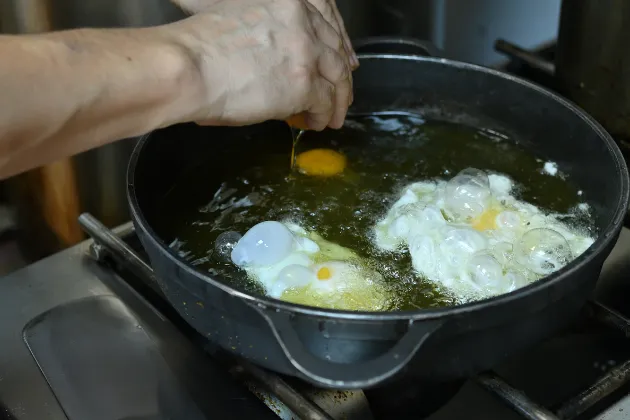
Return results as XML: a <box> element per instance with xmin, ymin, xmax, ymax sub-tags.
<box><xmin>145</xmin><ymin>24</ymin><xmax>209</xmax><ymax>127</ymax></box>
<box><xmin>158</xmin><ymin>16</ymin><xmax>233</xmax><ymax>126</ymax></box>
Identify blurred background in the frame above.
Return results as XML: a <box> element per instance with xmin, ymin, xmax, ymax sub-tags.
<box><xmin>0</xmin><ymin>0</ymin><xmax>564</xmax><ymax>273</ymax></box>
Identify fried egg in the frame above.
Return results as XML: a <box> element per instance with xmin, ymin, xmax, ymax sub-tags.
<box><xmin>231</xmin><ymin>221</ymin><xmax>390</xmax><ymax>311</ymax></box>
<box><xmin>374</xmin><ymin>168</ymin><xmax>595</xmax><ymax>301</ymax></box>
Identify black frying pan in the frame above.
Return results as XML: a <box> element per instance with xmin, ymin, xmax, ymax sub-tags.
<box><xmin>127</xmin><ymin>37</ymin><xmax>629</xmax><ymax>400</ymax></box>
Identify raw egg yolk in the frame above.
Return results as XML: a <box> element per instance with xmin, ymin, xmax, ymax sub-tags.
<box><xmin>472</xmin><ymin>208</ymin><xmax>500</xmax><ymax>231</ymax></box>
<box><xmin>296</xmin><ymin>149</ymin><xmax>346</xmax><ymax>177</ymax></box>
<box><xmin>317</xmin><ymin>267</ymin><xmax>332</xmax><ymax>280</ymax></box>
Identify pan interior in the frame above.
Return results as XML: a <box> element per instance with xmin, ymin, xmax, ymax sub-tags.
<box><xmin>154</xmin><ymin>113</ymin><xmax>593</xmax><ymax>311</ymax></box>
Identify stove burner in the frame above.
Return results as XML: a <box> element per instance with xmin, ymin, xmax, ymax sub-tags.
<box><xmin>78</xmin><ymin>213</ymin><xmax>630</xmax><ymax>420</ymax></box>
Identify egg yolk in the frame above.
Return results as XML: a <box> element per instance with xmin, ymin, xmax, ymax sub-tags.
<box><xmin>317</xmin><ymin>266</ymin><xmax>332</xmax><ymax>280</ymax></box>
<box><xmin>472</xmin><ymin>208</ymin><xmax>500</xmax><ymax>231</ymax></box>
<box><xmin>296</xmin><ymin>149</ymin><xmax>346</xmax><ymax>177</ymax></box>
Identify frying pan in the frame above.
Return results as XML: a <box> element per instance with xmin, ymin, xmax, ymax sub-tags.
<box><xmin>127</xmin><ymin>37</ymin><xmax>629</xmax><ymax>392</ymax></box>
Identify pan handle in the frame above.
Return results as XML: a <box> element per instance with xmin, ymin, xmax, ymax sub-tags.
<box><xmin>256</xmin><ymin>308</ymin><xmax>442</xmax><ymax>389</ymax></box>
<box><xmin>353</xmin><ymin>36</ymin><xmax>441</xmax><ymax>57</ymax></box>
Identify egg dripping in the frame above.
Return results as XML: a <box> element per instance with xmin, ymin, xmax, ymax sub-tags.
<box><xmin>286</xmin><ymin>114</ymin><xmax>309</xmax><ymax>170</ymax></box>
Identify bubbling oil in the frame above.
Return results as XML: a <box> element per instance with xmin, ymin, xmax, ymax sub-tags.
<box><xmin>167</xmin><ymin>114</ymin><xmax>590</xmax><ymax>311</ymax></box>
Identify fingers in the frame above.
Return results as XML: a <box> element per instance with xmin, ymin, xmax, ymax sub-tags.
<box><xmin>302</xmin><ymin>1</ymin><xmax>348</xmax><ymax>67</ymax></box>
<box><xmin>304</xmin><ymin>77</ymin><xmax>335</xmax><ymax>131</ymax></box>
<box><xmin>317</xmin><ymin>47</ymin><xmax>351</xmax><ymax>129</ymax></box>
<box><xmin>328</xmin><ymin>0</ymin><xmax>359</xmax><ymax>69</ymax></box>
<box><xmin>303</xmin><ymin>2</ymin><xmax>352</xmax><ymax>130</ymax></box>
<box><xmin>305</xmin><ymin>1</ymin><xmax>353</xmax><ymax>107</ymax></box>
<box><xmin>301</xmin><ymin>46</ymin><xmax>350</xmax><ymax>131</ymax></box>
<box><xmin>304</xmin><ymin>0</ymin><xmax>357</xmax><ymax>69</ymax></box>
<box><xmin>304</xmin><ymin>0</ymin><xmax>342</xmax><ymax>48</ymax></box>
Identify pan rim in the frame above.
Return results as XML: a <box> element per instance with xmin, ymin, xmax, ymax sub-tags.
<box><xmin>127</xmin><ymin>53</ymin><xmax>630</xmax><ymax>322</ymax></box>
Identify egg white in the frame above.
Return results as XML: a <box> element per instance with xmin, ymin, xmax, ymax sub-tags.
<box><xmin>373</xmin><ymin>168</ymin><xmax>595</xmax><ymax>302</ymax></box>
<box><xmin>231</xmin><ymin>221</ymin><xmax>391</xmax><ymax>311</ymax></box>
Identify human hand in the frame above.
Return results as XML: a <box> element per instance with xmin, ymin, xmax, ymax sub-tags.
<box><xmin>171</xmin><ymin>0</ymin><xmax>358</xmax><ymax>69</ymax></box>
<box><xmin>166</xmin><ymin>0</ymin><xmax>353</xmax><ymax>130</ymax></box>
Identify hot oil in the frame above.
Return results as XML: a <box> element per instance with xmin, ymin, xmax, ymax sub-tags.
<box><xmin>169</xmin><ymin>113</ymin><xmax>587</xmax><ymax>311</ymax></box>
<box><xmin>287</xmin><ymin>114</ymin><xmax>308</xmax><ymax>170</ymax></box>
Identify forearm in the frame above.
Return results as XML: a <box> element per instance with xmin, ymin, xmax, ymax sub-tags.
<box><xmin>0</xmin><ymin>26</ymin><xmax>202</xmax><ymax>179</ymax></box>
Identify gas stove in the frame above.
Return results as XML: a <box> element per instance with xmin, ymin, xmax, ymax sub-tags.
<box><xmin>1</xmin><ymin>43</ymin><xmax>630</xmax><ymax>420</ymax></box>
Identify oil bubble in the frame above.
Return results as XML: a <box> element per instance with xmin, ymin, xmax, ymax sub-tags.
<box><xmin>441</xmin><ymin>228</ymin><xmax>487</xmax><ymax>260</ymax></box>
<box><xmin>468</xmin><ymin>253</ymin><xmax>503</xmax><ymax>289</ymax></box>
<box><xmin>444</xmin><ymin>168</ymin><xmax>492</xmax><ymax>221</ymax></box>
<box><xmin>503</xmin><ymin>269</ymin><xmax>529</xmax><ymax>291</ymax></box>
<box><xmin>496</xmin><ymin>211</ymin><xmax>521</xmax><ymax>230</ymax></box>
<box><xmin>491</xmin><ymin>241</ymin><xmax>513</xmax><ymax>266</ymax></box>
<box><xmin>514</xmin><ymin>228</ymin><xmax>572</xmax><ymax>275</ymax></box>
<box><xmin>214</xmin><ymin>231</ymin><xmax>242</xmax><ymax>260</ymax></box>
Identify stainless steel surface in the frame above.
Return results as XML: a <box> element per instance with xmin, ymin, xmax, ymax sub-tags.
<box><xmin>596</xmin><ymin>396</ymin><xmax>630</xmax><ymax>420</ymax></box>
<box><xmin>555</xmin><ymin>0</ymin><xmax>630</xmax><ymax>150</ymax></box>
<box><xmin>0</xmin><ymin>225</ymin><xmax>278</xmax><ymax>419</ymax></box>
<box><xmin>22</xmin><ymin>295</ymin><xmax>212</xmax><ymax>420</ymax></box>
